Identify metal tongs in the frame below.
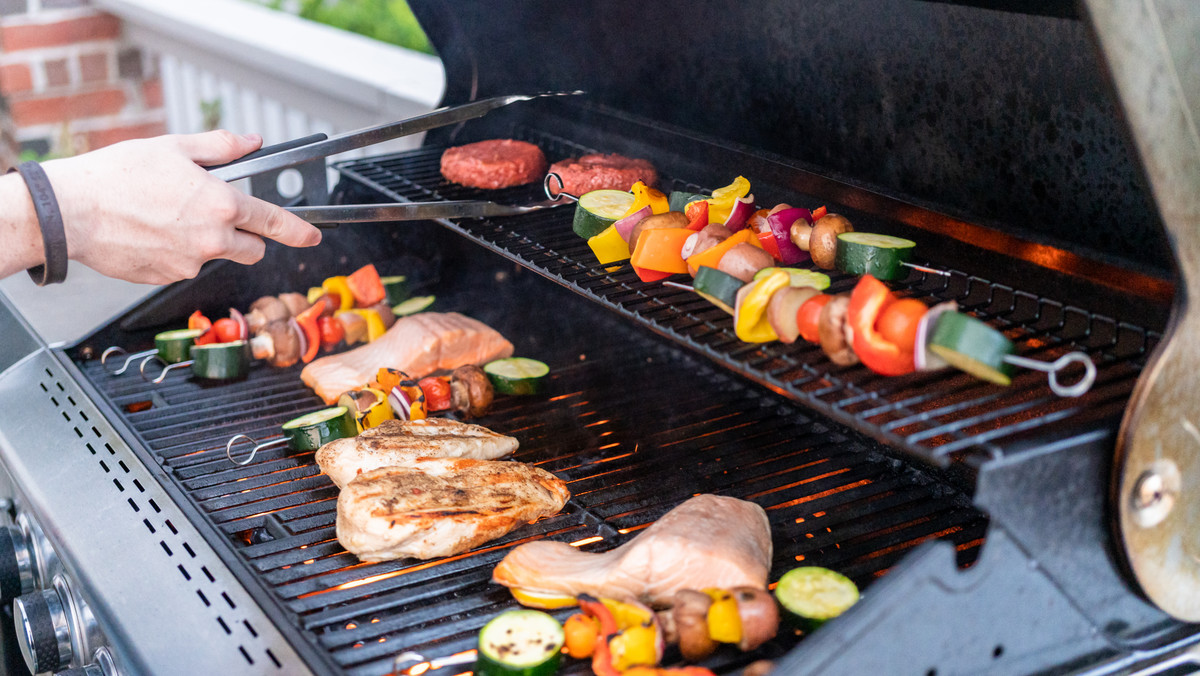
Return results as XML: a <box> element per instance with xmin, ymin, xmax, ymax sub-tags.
<box><xmin>208</xmin><ymin>90</ymin><xmax>585</xmax><ymax>225</ymax></box>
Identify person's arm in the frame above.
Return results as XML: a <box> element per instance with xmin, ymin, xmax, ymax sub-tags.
<box><xmin>0</xmin><ymin>130</ymin><xmax>321</xmax><ymax>285</ymax></box>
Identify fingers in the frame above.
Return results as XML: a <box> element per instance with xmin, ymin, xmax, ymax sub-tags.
<box><xmin>220</xmin><ymin>230</ymin><xmax>269</xmax><ymax>266</ymax></box>
<box><xmin>173</xmin><ymin>130</ymin><xmax>264</xmax><ymax>166</ymax></box>
<box><xmin>230</xmin><ymin>191</ymin><xmax>323</xmax><ymax>248</ymax></box>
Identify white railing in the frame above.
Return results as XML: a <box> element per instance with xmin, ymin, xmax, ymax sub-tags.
<box><xmin>93</xmin><ymin>0</ymin><xmax>445</xmax><ymax>160</ymax></box>
<box><xmin>0</xmin><ymin>0</ymin><xmax>446</xmax><ymax>346</ymax></box>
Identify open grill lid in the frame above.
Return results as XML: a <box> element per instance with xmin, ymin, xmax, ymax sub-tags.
<box><xmin>408</xmin><ymin>0</ymin><xmax>1171</xmax><ymax>280</ymax></box>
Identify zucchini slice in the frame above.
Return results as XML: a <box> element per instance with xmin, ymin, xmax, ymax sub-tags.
<box><xmin>693</xmin><ymin>266</ymin><xmax>745</xmax><ymax>315</ymax></box>
<box><xmin>835</xmin><ymin>232</ymin><xmax>916</xmax><ymax>281</ymax></box>
<box><xmin>753</xmin><ymin>266</ymin><xmax>832</xmax><ymax>290</ymax></box>
<box><xmin>392</xmin><ymin>295</ymin><xmax>435</xmax><ymax>317</ymax></box>
<box><xmin>190</xmin><ymin>340</ymin><xmax>249</xmax><ymax>381</ymax></box>
<box><xmin>154</xmin><ymin>328</ymin><xmax>204</xmax><ymax>365</ymax></box>
<box><xmin>927</xmin><ymin>311</ymin><xmax>1016</xmax><ymax>385</ymax></box>
<box><xmin>775</xmin><ymin>566</ymin><xmax>860</xmax><ymax>631</ymax></box>
<box><xmin>668</xmin><ymin>190</ymin><xmax>709</xmax><ymax>212</ymax></box>
<box><xmin>380</xmin><ymin>275</ymin><xmax>410</xmax><ymax>306</ymax></box>
<box><xmin>476</xmin><ymin>610</ymin><xmax>564</xmax><ymax>676</ymax></box>
<box><xmin>484</xmin><ymin>357</ymin><xmax>550</xmax><ymax>395</ymax></box>
<box><xmin>572</xmin><ymin>189</ymin><xmax>636</xmax><ymax>239</ymax></box>
<box><xmin>281</xmin><ymin>406</ymin><xmax>357</xmax><ymax>451</ymax></box>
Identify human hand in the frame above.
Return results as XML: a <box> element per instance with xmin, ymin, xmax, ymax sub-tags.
<box><xmin>42</xmin><ymin>130</ymin><xmax>322</xmax><ymax>285</ymax></box>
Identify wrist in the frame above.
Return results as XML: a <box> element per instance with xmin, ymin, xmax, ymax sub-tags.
<box><xmin>0</xmin><ymin>170</ymin><xmax>48</xmax><ymax>274</ymax></box>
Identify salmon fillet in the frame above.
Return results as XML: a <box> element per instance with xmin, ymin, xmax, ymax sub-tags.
<box><xmin>316</xmin><ymin>418</ymin><xmax>519</xmax><ymax>489</ymax></box>
<box><xmin>300</xmin><ymin>312</ymin><xmax>513</xmax><ymax>404</ymax></box>
<box><xmin>337</xmin><ymin>459</ymin><xmax>570</xmax><ymax>562</ymax></box>
<box><xmin>492</xmin><ymin>494</ymin><xmax>771</xmax><ymax>607</ymax></box>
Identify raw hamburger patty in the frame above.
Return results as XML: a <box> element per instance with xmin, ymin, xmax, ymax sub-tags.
<box><xmin>548</xmin><ymin>153</ymin><xmax>658</xmax><ymax>196</ymax></box>
<box><xmin>440</xmin><ymin>139</ymin><xmax>547</xmax><ymax>189</ymax></box>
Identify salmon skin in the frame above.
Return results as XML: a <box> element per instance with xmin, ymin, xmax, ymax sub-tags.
<box><xmin>301</xmin><ymin>312</ymin><xmax>513</xmax><ymax>404</ymax></box>
<box><xmin>492</xmin><ymin>494</ymin><xmax>772</xmax><ymax>607</ymax></box>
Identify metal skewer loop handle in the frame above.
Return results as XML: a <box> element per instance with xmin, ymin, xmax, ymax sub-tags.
<box><xmin>101</xmin><ymin>347</ymin><xmax>156</xmax><ymax>376</ymax></box>
<box><xmin>543</xmin><ymin>172</ymin><xmax>579</xmax><ymax>201</ymax></box>
<box><xmin>225</xmin><ymin>435</ymin><xmax>288</xmax><ymax>466</ymax></box>
<box><xmin>139</xmin><ymin>355</ymin><xmax>192</xmax><ymax>384</ymax></box>
<box><xmin>1004</xmin><ymin>351</ymin><xmax>1097</xmax><ymax>398</ymax></box>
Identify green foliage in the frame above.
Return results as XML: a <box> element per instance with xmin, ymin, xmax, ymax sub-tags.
<box><xmin>260</xmin><ymin>0</ymin><xmax>434</xmax><ymax>55</ymax></box>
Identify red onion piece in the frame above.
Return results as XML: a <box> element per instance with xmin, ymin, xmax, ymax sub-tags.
<box><xmin>229</xmin><ymin>307</ymin><xmax>249</xmax><ymax>341</ymax></box>
<box><xmin>680</xmin><ymin>232</ymin><xmax>701</xmax><ymax>259</ymax></box>
<box><xmin>766</xmin><ymin>207</ymin><xmax>813</xmax><ymax>265</ymax></box>
<box><xmin>723</xmin><ymin>195</ymin><xmax>757</xmax><ymax>232</ymax></box>
<box><xmin>388</xmin><ymin>385</ymin><xmax>413</xmax><ymax>421</ymax></box>
<box><xmin>288</xmin><ymin>317</ymin><xmax>307</xmax><ymax>361</ymax></box>
<box><xmin>914</xmin><ymin>301</ymin><xmax>957</xmax><ymax>371</ymax></box>
<box><xmin>613</xmin><ymin>205</ymin><xmax>652</xmax><ymax>243</ymax></box>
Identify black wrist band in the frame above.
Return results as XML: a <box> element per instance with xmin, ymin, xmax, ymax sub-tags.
<box><xmin>13</xmin><ymin>161</ymin><xmax>68</xmax><ymax>285</ymax></box>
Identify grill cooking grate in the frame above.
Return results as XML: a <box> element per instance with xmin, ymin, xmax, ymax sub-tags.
<box><xmin>334</xmin><ymin>134</ymin><xmax>1158</xmax><ymax>467</ymax></box>
<box><xmin>77</xmin><ymin>258</ymin><xmax>987</xmax><ymax>676</ymax></box>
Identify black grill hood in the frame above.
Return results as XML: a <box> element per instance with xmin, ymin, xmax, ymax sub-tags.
<box><xmin>409</xmin><ymin>0</ymin><xmax>1170</xmax><ymax>279</ymax></box>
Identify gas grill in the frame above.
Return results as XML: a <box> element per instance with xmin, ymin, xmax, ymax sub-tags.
<box><xmin>0</xmin><ymin>1</ymin><xmax>1198</xmax><ymax>675</ymax></box>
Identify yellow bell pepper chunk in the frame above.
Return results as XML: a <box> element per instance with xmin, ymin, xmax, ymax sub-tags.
<box><xmin>735</xmin><ymin>269</ymin><xmax>791</xmax><ymax>343</ymax></box>
<box><xmin>621</xmin><ymin>181</ymin><xmax>671</xmax><ymax>218</ymax></box>
<box><xmin>703</xmin><ymin>589</ymin><xmax>744</xmax><ymax>645</ymax></box>
<box><xmin>509</xmin><ymin>587</ymin><xmax>580</xmax><ymax>610</ymax></box>
<box><xmin>588</xmin><ymin>225</ymin><xmax>632</xmax><ymax>268</ymax></box>
<box><xmin>600</xmin><ymin>598</ymin><xmax>655</xmax><ymax>630</ymax></box>
<box><xmin>356</xmin><ymin>387</ymin><xmax>393</xmax><ymax>430</ymax></box>
<box><xmin>306</xmin><ymin>286</ymin><xmax>325</xmax><ymax>305</ymax></box>
<box><xmin>322</xmin><ymin>276</ymin><xmax>355</xmax><ymax>312</ymax></box>
<box><xmin>608</xmin><ymin>623</ymin><xmax>660</xmax><ymax>671</ymax></box>
<box><xmin>707</xmin><ymin>176</ymin><xmax>751</xmax><ymax>224</ymax></box>
<box><xmin>351</xmin><ymin>308</ymin><xmax>387</xmax><ymax>342</ymax></box>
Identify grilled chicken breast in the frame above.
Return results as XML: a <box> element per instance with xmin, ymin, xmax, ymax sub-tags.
<box><xmin>301</xmin><ymin>312</ymin><xmax>513</xmax><ymax>404</ymax></box>
<box><xmin>336</xmin><ymin>459</ymin><xmax>570</xmax><ymax>562</ymax></box>
<box><xmin>492</xmin><ymin>494</ymin><xmax>771</xmax><ymax>606</ymax></box>
<box><xmin>316</xmin><ymin>418</ymin><xmax>519</xmax><ymax>489</ymax></box>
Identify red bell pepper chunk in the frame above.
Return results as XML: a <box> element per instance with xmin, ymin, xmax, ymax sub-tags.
<box><xmin>295</xmin><ymin>303</ymin><xmax>323</xmax><ymax>364</ymax></box>
<box><xmin>848</xmin><ymin>275</ymin><xmax>916</xmax><ymax>376</ymax></box>
<box><xmin>684</xmin><ymin>199</ymin><xmax>709</xmax><ymax>231</ymax></box>
<box><xmin>633</xmin><ymin>266</ymin><xmax>674</xmax><ymax>283</ymax></box>
<box><xmin>812</xmin><ymin>205</ymin><xmax>828</xmax><ymax>221</ymax></box>
<box><xmin>345</xmin><ymin>264</ymin><xmax>386</xmax><ymax>307</ymax></box>
<box><xmin>755</xmin><ymin>229</ymin><xmax>782</xmax><ymax>261</ymax></box>
<box><xmin>578</xmin><ymin>595</ymin><xmax>621</xmax><ymax>676</ymax></box>
<box><xmin>188</xmin><ymin>310</ymin><xmax>218</xmax><ymax>345</ymax></box>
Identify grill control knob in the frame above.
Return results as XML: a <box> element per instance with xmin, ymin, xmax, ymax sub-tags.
<box><xmin>0</xmin><ymin>524</ymin><xmax>33</xmax><ymax>601</ymax></box>
<box><xmin>14</xmin><ymin>587</ymin><xmax>72</xmax><ymax>674</ymax></box>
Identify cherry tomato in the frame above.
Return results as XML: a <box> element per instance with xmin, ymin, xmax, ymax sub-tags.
<box><xmin>875</xmin><ymin>298</ymin><xmax>927</xmax><ymax>353</ymax></box>
<box><xmin>418</xmin><ymin>376</ymin><xmax>452</xmax><ymax>412</ymax></box>
<box><xmin>211</xmin><ymin>318</ymin><xmax>241</xmax><ymax>344</ymax></box>
<box><xmin>317</xmin><ymin>315</ymin><xmax>344</xmax><ymax>350</ymax></box>
<box><xmin>796</xmin><ymin>294</ymin><xmax>833</xmax><ymax>344</ymax></box>
<box><xmin>188</xmin><ymin>310</ymin><xmax>218</xmax><ymax>345</ymax></box>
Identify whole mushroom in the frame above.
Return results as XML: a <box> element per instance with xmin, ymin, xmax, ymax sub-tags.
<box><xmin>818</xmin><ymin>295</ymin><xmax>859</xmax><ymax>366</ymax></box>
<box><xmin>450</xmin><ymin>365</ymin><xmax>495</xmax><ymax>418</ymax></box>
<box><xmin>797</xmin><ymin>214</ymin><xmax>854</xmax><ymax>270</ymax></box>
<box><xmin>246</xmin><ymin>295</ymin><xmax>290</xmax><ymax>334</ymax></box>
<box><xmin>672</xmin><ymin>589</ymin><xmax>718</xmax><ymax>662</ymax></box>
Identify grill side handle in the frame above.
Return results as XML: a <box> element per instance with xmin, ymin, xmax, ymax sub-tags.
<box><xmin>1083</xmin><ymin>0</ymin><xmax>1200</xmax><ymax>621</ymax></box>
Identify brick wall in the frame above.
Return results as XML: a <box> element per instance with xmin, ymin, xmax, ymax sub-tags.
<box><xmin>0</xmin><ymin>0</ymin><xmax>165</xmax><ymax>166</ymax></box>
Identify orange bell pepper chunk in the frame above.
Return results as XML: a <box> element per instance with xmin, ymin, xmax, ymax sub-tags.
<box><xmin>631</xmin><ymin>228</ymin><xmax>693</xmax><ymax>275</ymax></box>
<box><xmin>685</xmin><ymin>228</ymin><xmax>762</xmax><ymax>276</ymax></box>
